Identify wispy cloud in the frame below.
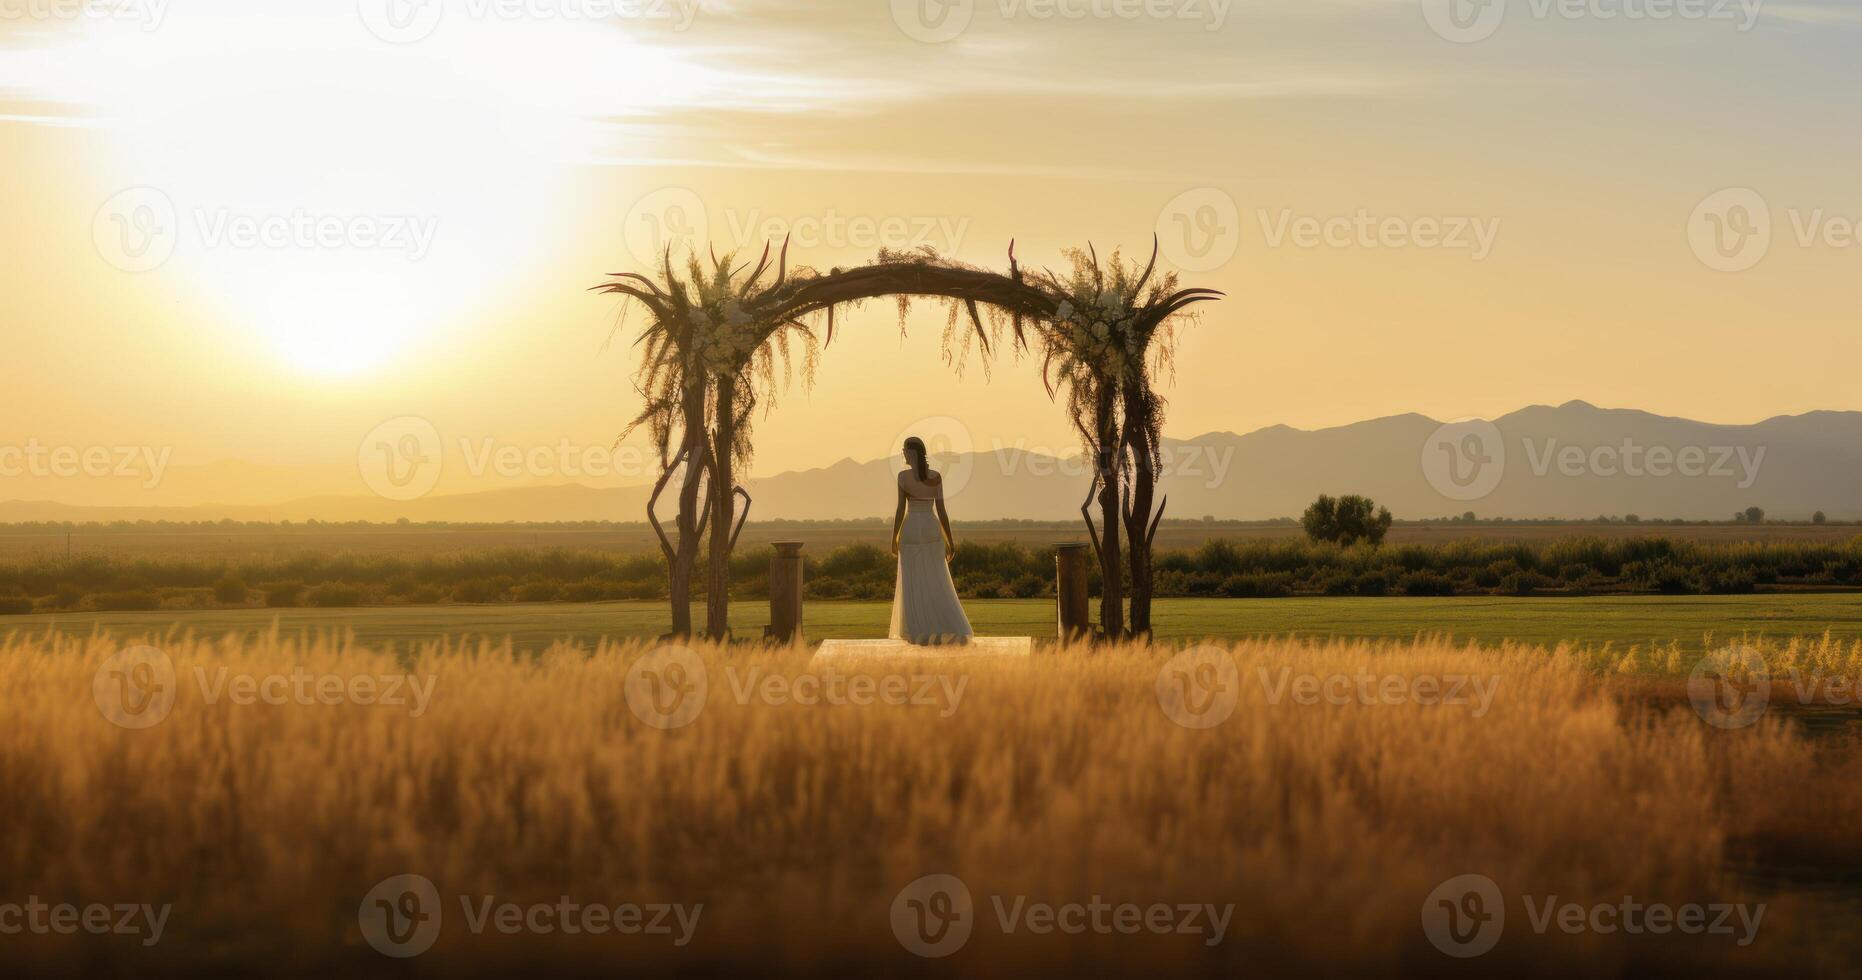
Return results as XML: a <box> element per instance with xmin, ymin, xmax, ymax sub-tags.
<box><xmin>1760</xmin><ymin>1</ymin><xmax>1862</xmax><ymax>23</ymax></box>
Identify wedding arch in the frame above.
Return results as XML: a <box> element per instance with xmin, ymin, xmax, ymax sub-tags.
<box><xmin>594</xmin><ymin>237</ymin><xmax>1221</xmax><ymax>640</ymax></box>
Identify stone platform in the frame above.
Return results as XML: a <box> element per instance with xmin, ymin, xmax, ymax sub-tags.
<box><xmin>809</xmin><ymin>636</ymin><xmax>1034</xmax><ymax>665</ymax></box>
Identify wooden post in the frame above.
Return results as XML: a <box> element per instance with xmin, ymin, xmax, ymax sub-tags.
<box><xmin>1055</xmin><ymin>543</ymin><xmax>1091</xmax><ymax>642</ymax></box>
<box><xmin>766</xmin><ymin>541</ymin><xmax>805</xmax><ymax>645</ymax></box>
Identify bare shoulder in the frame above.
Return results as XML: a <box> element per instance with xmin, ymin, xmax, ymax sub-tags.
<box><xmin>924</xmin><ymin>469</ymin><xmax>943</xmax><ymax>485</ymax></box>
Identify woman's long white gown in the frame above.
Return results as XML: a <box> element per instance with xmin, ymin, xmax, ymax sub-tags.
<box><xmin>889</xmin><ymin>489</ymin><xmax>974</xmax><ymax>645</ymax></box>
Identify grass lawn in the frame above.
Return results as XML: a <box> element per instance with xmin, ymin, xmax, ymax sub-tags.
<box><xmin>6</xmin><ymin>593</ymin><xmax>1862</xmax><ymax>660</ymax></box>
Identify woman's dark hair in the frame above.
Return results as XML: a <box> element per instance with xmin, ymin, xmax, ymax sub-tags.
<box><xmin>903</xmin><ymin>437</ymin><xmax>929</xmax><ymax>483</ymax></box>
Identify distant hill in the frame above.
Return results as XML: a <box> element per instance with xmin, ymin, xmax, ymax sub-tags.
<box><xmin>5</xmin><ymin>402</ymin><xmax>1861</xmax><ymax>522</ymax></box>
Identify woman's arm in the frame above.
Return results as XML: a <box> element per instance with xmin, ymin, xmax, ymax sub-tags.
<box><xmin>934</xmin><ymin>492</ymin><xmax>955</xmax><ymax>562</ymax></box>
<box><xmin>891</xmin><ymin>482</ymin><xmax>906</xmax><ymax>556</ymax></box>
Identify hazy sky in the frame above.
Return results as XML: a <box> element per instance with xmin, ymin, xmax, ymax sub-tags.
<box><xmin>3</xmin><ymin>0</ymin><xmax>1860</xmax><ymax>498</ymax></box>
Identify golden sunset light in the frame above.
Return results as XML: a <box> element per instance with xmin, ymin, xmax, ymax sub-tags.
<box><xmin>5</xmin><ymin>1</ymin><xmax>1862</xmax><ymax>975</ymax></box>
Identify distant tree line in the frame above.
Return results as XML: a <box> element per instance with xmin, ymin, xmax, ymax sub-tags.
<box><xmin>6</xmin><ymin>534</ymin><xmax>1862</xmax><ymax>615</ymax></box>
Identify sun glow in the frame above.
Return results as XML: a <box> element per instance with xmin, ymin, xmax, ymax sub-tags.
<box><xmin>6</xmin><ymin>0</ymin><xmax>713</xmax><ymax>377</ymax></box>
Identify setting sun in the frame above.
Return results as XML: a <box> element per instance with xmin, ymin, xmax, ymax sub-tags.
<box><xmin>5</xmin><ymin>2</ymin><xmax>1862</xmax><ymax>976</ymax></box>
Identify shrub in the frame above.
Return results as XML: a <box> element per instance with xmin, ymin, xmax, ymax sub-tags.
<box><xmin>0</xmin><ymin>596</ymin><xmax>33</xmax><ymax>615</ymax></box>
<box><xmin>213</xmin><ymin>575</ymin><xmax>249</xmax><ymax>605</ymax></box>
<box><xmin>307</xmin><ymin>582</ymin><xmax>365</xmax><ymax>607</ymax></box>
<box><xmin>1006</xmin><ymin>573</ymin><xmax>1048</xmax><ymax>599</ymax></box>
<box><xmin>1706</xmin><ymin>569</ymin><xmax>1757</xmax><ymax>594</ymax></box>
<box><xmin>264</xmin><ymin>582</ymin><xmax>304</xmax><ymax>608</ymax></box>
<box><xmin>1222</xmin><ymin>573</ymin><xmax>1292</xmax><ymax>598</ymax></box>
<box><xmin>1353</xmin><ymin>572</ymin><xmax>1390</xmax><ymax>597</ymax></box>
<box><xmin>91</xmin><ymin>590</ymin><xmax>160</xmax><ymax>611</ymax></box>
<box><xmin>1500</xmin><ymin>571</ymin><xmax>1549</xmax><ymax>596</ymax></box>
<box><xmin>1399</xmin><ymin>571</ymin><xmax>1452</xmax><ymax>597</ymax></box>
<box><xmin>560</xmin><ymin>579</ymin><xmax>621</xmax><ymax>603</ymax></box>
<box><xmin>514</xmin><ymin>581</ymin><xmax>560</xmax><ymax>603</ymax></box>
<box><xmin>451</xmin><ymin>578</ymin><xmax>508</xmax><ymax>604</ymax></box>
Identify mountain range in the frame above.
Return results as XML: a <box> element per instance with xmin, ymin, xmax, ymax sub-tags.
<box><xmin>5</xmin><ymin>402</ymin><xmax>1859</xmax><ymax>522</ymax></box>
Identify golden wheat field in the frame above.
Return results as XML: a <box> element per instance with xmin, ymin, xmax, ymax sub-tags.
<box><xmin>5</xmin><ymin>631</ymin><xmax>1862</xmax><ymax>976</ymax></box>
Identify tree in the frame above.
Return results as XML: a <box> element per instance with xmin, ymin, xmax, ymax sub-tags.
<box><xmin>1026</xmin><ymin>242</ymin><xmax>1218</xmax><ymax>638</ymax></box>
<box><xmin>1743</xmin><ymin>506</ymin><xmax>1765</xmax><ymax>524</ymax></box>
<box><xmin>1814</xmin><ymin>510</ymin><xmax>1827</xmax><ymax>524</ymax></box>
<box><xmin>1302</xmin><ymin>494</ymin><xmax>1394</xmax><ymax>546</ymax></box>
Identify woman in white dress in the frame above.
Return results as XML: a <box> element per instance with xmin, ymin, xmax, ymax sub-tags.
<box><xmin>889</xmin><ymin>436</ymin><xmax>974</xmax><ymax>645</ymax></box>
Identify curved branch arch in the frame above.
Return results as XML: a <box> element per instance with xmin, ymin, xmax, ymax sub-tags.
<box><xmin>594</xmin><ymin>237</ymin><xmax>1223</xmax><ymax>640</ymax></box>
